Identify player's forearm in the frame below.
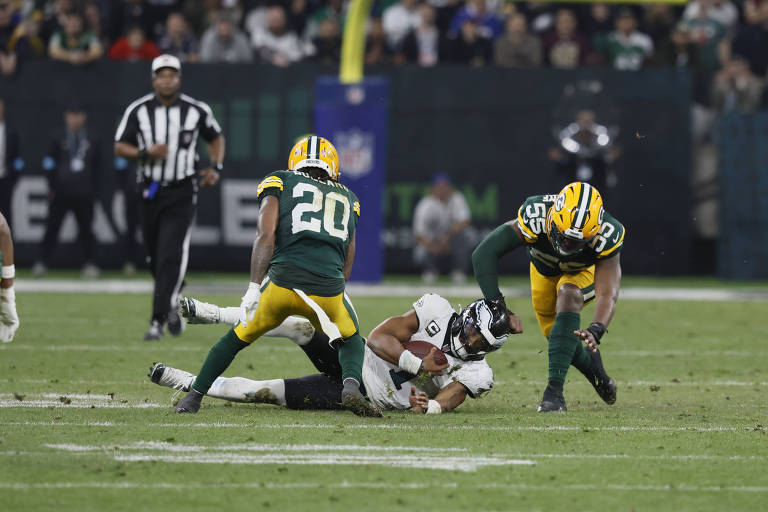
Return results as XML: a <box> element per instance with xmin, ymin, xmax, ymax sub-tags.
<box><xmin>472</xmin><ymin>223</ymin><xmax>522</xmax><ymax>300</ymax></box>
<box><xmin>0</xmin><ymin>221</ymin><xmax>14</xmax><ymax>289</ymax></box>
<box><xmin>430</xmin><ymin>383</ymin><xmax>467</xmax><ymax>413</ymax></box>
<box><xmin>114</xmin><ymin>142</ymin><xmax>139</xmax><ymax>159</ymax></box>
<box><xmin>342</xmin><ymin>232</ymin><xmax>356</xmax><ymax>281</ymax></box>
<box><xmin>249</xmin><ymin>235</ymin><xmax>274</xmax><ymax>284</ymax></box>
<box><xmin>366</xmin><ymin>331</ymin><xmax>405</xmax><ymax>366</ymax></box>
<box><xmin>592</xmin><ymin>288</ymin><xmax>619</xmax><ymax>328</ymax></box>
<box><xmin>208</xmin><ymin>136</ymin><xmax>225</xmax><ymax>165</ymax></box>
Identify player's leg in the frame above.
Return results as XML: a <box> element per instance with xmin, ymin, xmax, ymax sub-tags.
<box><xmin>175</xmin><ymin>281</ymin><xmax>292</xmax><ymax>413</ymax></box>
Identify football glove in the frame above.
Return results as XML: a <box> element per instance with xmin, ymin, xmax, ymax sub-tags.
<box><xmin>0</xmin><ymin>287</ymin><xmax>20</xmax><ymax>343</ymax></box>
<box><xmin>586</xmin><ymin>322</ymin><xmax>606</xmax><ymax>344</ymax></box>
<box><xmin>238</xmin><ymin>282</ymin><xmax>261</xmax><ymax>327</ymax></box>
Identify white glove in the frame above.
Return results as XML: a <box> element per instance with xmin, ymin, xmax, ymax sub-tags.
<box><xmin>0</xmin><ymin>286</ymin><xmax>20</xmax><ymax>343</ymax></box>
<box><xmin>239</xmin><ymin>282</ymin><xmax>262</xmax><ymax>327</ymax></box>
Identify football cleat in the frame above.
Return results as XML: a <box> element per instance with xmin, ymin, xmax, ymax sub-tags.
<box><xmin>179</xmin><ymin>297</ymin><xmax>220</xmax><ymax>324</ymax></box>
<box><xmin>174</xmin><ymin>389</ymin><xmax>204</xmax><ymax>414</ymax></box>
<box><xmin>287</xmin><ymin>135</ymin><xmax>340</xmax><ymax>181</ymax></box>
<box><xmin>167</xmin><ymin>309</ymin><xmax>185</xmax><ymax>336</ymax></box>
<box><xmin>341</xmin><ymin>379</ymin><xmax>382</xmax><ymax>418</ymax></box>
<box><xmin>537</xmin><ymin>385</ymin><xmax>567</xmax><ymax>412</ymax></box>
<box><xmin>148</xmin><ymin>362</ymin><xmax>194</xmax><ymax>392</ymax></box>
<box><xmin>143</xmin><ymin>320</ymin><xmax>164</xmax><ymax>341</ymax></box>
<box><xmin>578</xmin><ymin>349</ymin><xmax>617</xmax><ymax>405</ymax></box>
<box><xmin>546</xmin><ymin>182</ymin><xmax>604</xmax><ymax>257</ymax></box>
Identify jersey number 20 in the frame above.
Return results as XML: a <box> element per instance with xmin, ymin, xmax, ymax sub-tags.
<box><xmin>291</xmin><ymin>183</ymin><xmax>351</xmax><ymax>240</ymax></box>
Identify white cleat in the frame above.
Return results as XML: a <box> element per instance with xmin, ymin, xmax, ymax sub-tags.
<box><xmin>179</xmin><ymin>297</ymin><xmax>220</xmax><ymax>324</ymax></box>
<box><xmin>148</xmin><ymin>362</ymin><xmax>195</xmax><ymax>392</ymax></box>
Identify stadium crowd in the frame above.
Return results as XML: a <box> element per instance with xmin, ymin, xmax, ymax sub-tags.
<box><xmin>0</xmin><ymin>0</ymin><xmax>766</xmax><ymax>108</ymax></box>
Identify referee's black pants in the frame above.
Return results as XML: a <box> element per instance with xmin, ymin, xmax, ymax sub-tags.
<box><xmin>141</xmin><ymin>178</ymin><xmax>196</xmax><ymax>324</ymax></box>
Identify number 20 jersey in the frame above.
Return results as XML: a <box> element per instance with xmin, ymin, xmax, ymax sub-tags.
<box><xmin>517</xmin><ymin>194</ymin><xmax>626</xmax><ymax>277</ymax></box>
<box><xmin>256</xmin><ymin>170</ymin><xmax>361</xmax><ymax>295</ymax></box>
<box><xmin>362</xmin><ymin>294</ymin><xmax>494</xmax><ymax>410</ymax></box>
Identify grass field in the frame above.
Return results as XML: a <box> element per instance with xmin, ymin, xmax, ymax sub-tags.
<box><xmin>1</xmin><ymin>284</ymin><xmax>767</xmax><ymax>511</ymax></box>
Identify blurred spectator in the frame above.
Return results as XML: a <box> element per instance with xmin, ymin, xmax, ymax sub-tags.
<box><xmin>493</xmin><ymin>12</ymin><xmax>542</xmax><ymax>68</ymax></box>
<box><xmin>0</xmin><ymin>98</ymin><xmax>22</xmax><ymax>229</ymax></box>
<box><xmin>428</xmin><ymin>0</ymin><xmax>462</xmax><ymax>34</ymax></box>
<box><xmin>730</xmin><ymin>1</ymin><xmax>768</xmax><ymax>77</ymax></box>
<box><xmin>643</xmin><ymin>4</ymin><xmax>677</xmax><ymax>47</ymax></box>
<box><xmin>365</xmin><ymin>16</ymin><xmax>395</xmax><ymax>65</ymax></box>
<box><xmin>399</xmin><ymin>3</ymin><xmax>442</xmax><ymax>66</ymax></box>
<box><xmin>744</xmin><ymin>0</ymin><xmax>763</xmax><ymax>25</ymax></box>
<box><xmin>541</xmin><ymin>8</ymin><xmax>589</xmax><ymax>69</ymax></box>
<box><xmin>0</xmin><ymin>0</ymin><xmax>19</xmax><ymax>76</ymax></box>
<box><xmin>108</xmin><ymin>24</ymin><xmax>161</xmax><ymax>61</ymax></box>
<box><xmin>602</xmin><ymin>9</ymin><xmax>653</xmax><ymax>71</ymax></box>
<box><xmin>684</xmin><ymin>1</ymin><xmax>727</xmax><ymax>74</ymax></box>
<box><xmin>84</xmin><ymin>1</ymin><xmax>107</xmax><ymax>48</ymax></box>
<box><xmin>444</xmin><ymin>19</ymin><xmax>492</xmax><ymax>66</ymax></box>
<box><xmin>40</xmin><ymin>0</ymin><xmax>72</xmax><ymax>45</ymax></box>
<box><xmin>583</xmin><ymin>3</ymin><xmax>613</xmax><ymax>64</ymax></box>
<box><xmin>682</xmin><ymin>0</ymin><xmax>738</xmax><ymax>36</ymax></box>
<box><xmin>48</xmin><ymin>10</ymin><xmax>103</xmax><ymax>65</ymax></box>
<box><xmin>449</xmin><ymin>0</ymin><xmax>503</xmax><ymax>40</ymax></box>
<box><xmin>113</xmin><ymin>156</ymin><xmax>141</xmax><ymax>277</ymax></box>
<box><xmin>305</xmin><ymin>0</ymin><xmax>345</xmax><ymax>40</ymax></box>
<box><xmin>109</xmin><ymin>0</ymin><xmax>154</xmax><ymax>43</ymax></box>
<box><xmin>311</xmin><ymin>17</ymin><xmax>340</xmax><ymax>65</ymax></box>
<box><xmin>413</xmin><ymin>173</ymin><xmax>471</xmax><ymax>284</ymax></box>
<box><xmin>711</xmin><ymin>56</ymin><xmax>765</xmax><ymax>113</ymax></box>
<box><xmin>382</xmin><ymin>0</ymin><xmax>421</xmax><ymax>50</ymax></box>
<box><xmin>548</xmin><ymin>109</ymin><xmax>619</xmax><ymax>195</ymax></box>
<box><xmin>34</xmin><ymin>103</ymin><xmax>101</xmax><ymax>279</ymax></box>
<box><xmin>7</xmin><ymin>10</ymin><xmax>46</xmax><ymax>64</ymax></box>
<box><xmin>200</xmin><ymin>14</ymin><xmax>252</xmax><ymax>63</ymax></box>
<box><xmin>251</xmin><ymin>5</ymin><xmax>311</xmax><ymax>66</ymax></box>
<box><xmin>652</xmin><ymin>22</ymin><xmax>702</xmax><ymax>69</ymax></box>
<box><xmin>157</xmin><ymin>12</ymin><xmax>200</xmax><ymax>62</ymax></box>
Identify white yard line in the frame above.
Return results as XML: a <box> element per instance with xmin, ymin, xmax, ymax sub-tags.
<box><xmin>2</xmin><ymin>421</ymin><xmax>764</xmax><ymax>432</ymax></box>
<box><xmin>1</xmin><ymin>481</ymin><xmax>767</xmax><ymax>493</ymax></box>
<box><xmin>45</xmin><ymin>442</ymin><xmax>468</xmax><ymax>453</ymax></box>
<box><xmin>14</xmin><ymin>279</ymin><xmax>768</xmax><ymax>302</ymax></box>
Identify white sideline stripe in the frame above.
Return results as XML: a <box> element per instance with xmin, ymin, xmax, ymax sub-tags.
<box><xmin>1</xmin><ymin>481</ymin><xmax>767</xmax><ymax>493</ymax></box>
<box><xmin>3</xmin><ymin>421</ymin><xmax>764</xmax><ymax>432</ymax></box>
<box><xmin>13</xmin><ymin>279</ymin><xmax>768</xmax><ymax>302</ymax></box>
<box><xmin>0</xmin><ymin>400</ymin><xmax>165</xmax><ymax>409</ymax></box>
<box><xmin>45</xmin><ymin>442</ymin><xmax>468</xmax><ymax>453</ymax></box>
<box><xmin>1</xmin><ymin>345</ymin><xmax>763</xmax><ymax>358</ymax></box>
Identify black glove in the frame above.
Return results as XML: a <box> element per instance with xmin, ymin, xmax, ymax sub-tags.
<box><xmin>586</xmin><ymin>322</ymin><xmax>606</xmax><ymax>344</ymax></box>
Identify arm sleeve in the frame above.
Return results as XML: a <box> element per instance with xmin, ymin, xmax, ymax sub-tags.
<box><xmin>471</xmin><ymin>223</ymin><xmax>523</xmax><ymax>300</ymax></box>
<box><xmin>256</xmin><ymin>175</ymin><xmax>284</xmax><ymax>205</ymax></box>
<box><xmin>197</xmin><ymin>103</ymin><xmax>223</xmax><ymax>142</ymax></box>
<box><xmin>114</xmin><ymin>106</ymin><xmax>139</xmax><ymax>144</ymax></box>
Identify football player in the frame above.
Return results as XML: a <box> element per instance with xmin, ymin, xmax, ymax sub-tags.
<box><xmin>472</xmin><ymin>182</ymin><xmax>623</xmax><ymax>412</ymax></box>
<box><xmin>150</xmin><ymin>294</ymin><xmax>522</xmax><ymax>413</ymax></box>
<box><xmin>0</xmin><ymin>211</ymin><xmax>19</xmax><ymax>343</ymax></box>
<box><xmin>174</xmin><ymin>136</ymin><xmax>378</xmax><ymax>416</ymax></box>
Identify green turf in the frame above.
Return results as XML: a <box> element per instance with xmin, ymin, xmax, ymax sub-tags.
<box><xmin>1</xmin><ymin>291</ymin><xmax>766</xmax><ymax>511</ymax></box>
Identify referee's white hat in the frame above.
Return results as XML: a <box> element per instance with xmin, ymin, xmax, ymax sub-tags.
<box><xmin>151</xmin><ymin>54</ymin><xmax>181</xmax><ymax>74</ymax></box>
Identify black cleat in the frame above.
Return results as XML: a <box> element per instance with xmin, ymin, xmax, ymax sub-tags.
<box><xmin>341</xmin><ymin>379</ymin><xmax>382</xmax><ymax>418</ymax></box>
<box><xmin>174</xmin><ymin>389</ymin><xmax>204</xmax><ymax>414</ymax></box>
<box><xmin>537</xmin><ymin>384</ymin><xmax>567</xmax><ymax>412</ymax></box>
<box><xmin>143</xmin><ymin>320</ymin><xmax>164</xmax><ymax>341</ymax></box>
<box><xmin>579</xmin><ymin>349</ymin><xmax>617</xmax><ymax>405</ymax></box>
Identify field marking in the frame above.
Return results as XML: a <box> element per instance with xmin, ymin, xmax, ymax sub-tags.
<box><xmin>43</xmin><ymin>442</ymin><xmax>530</xmax><ymax>472</ymax></box>
<box><xmin>1</xmin><ymin>481</ymin><xmax>767</xmax><ymax>493</ymax></box>
<box><xmin>0</xmin><ymin>394</ymin><xmax>165</xmax><ymax>409</ymax></box>
<box><xmin>3</xmin><ymin>421</ymin><xmax>765</xmax><ymax>433</ymax></box>
<box><xmin>15</xmin><ymin>279</ymin><xmax>768</xmax><ymax>302</ymax></box>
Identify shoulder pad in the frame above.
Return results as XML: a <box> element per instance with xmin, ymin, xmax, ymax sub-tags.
<box><xmin>516</xmin><ymin>195</ymin><xmax>551</xmax><ymax>242</ymax></box>
<box><xmin>413</xmin><ymin>294</ymin><xmax>454</xmax><ymax>328</ymax></box>
<box><xmin>591</xmin><ymin>213</ymin><xmax>625</xmax><ymax>258</ymax></box>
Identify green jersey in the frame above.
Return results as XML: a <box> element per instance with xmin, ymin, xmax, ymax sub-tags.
<box><xmin>517</xmin><ymin>194</ymin><xmax>625</xmax><ymax>277</ymax></box>
<box><xmin>603</xmin><ymin>31</ymin><xmax>653</xmax><ymax>71</ymax></box>
<box><xmin>256</xmin><ymin>170</ymin><xmax>361</xmax><ymax>296</ymax></box>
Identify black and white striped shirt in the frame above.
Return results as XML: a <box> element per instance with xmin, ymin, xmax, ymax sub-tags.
<box><xmin>114</xmin><ymin>93</ymin><xmax>222</xmax><ymax>183</ymax></box>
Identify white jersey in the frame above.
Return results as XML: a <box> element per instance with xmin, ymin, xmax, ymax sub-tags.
<box><xmin>362</xmin><ymin>294</ymin><xmax>495</xmax><ymax>410</ymax></box>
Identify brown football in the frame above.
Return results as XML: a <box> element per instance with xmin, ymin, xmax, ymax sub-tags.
<box><xmin>402</xmin><ymin>340</ymin><xmax>448</xmax><ymax>365</ymax></box>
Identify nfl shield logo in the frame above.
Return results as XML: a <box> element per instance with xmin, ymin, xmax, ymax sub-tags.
<box><xmin>335</xmin><ymin>130</ymin><xmax>374</xmax><ymax>179</ymax></box>
<box><xmin>182</xmin><ymin>132</ymin><xmax>193</xmax><ymax>146</ymax></box>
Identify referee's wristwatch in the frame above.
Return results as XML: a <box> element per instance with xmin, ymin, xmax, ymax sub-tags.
<box><xmin>213</xmin><ymin>162</ymin><xmax>223</xmax><ymax>173</ymax></box>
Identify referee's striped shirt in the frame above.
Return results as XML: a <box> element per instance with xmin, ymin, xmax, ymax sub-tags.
<box><xmin>114</xmin><ymin>93</ymin><xmax>222</xmax><ymax>184</ymax></box>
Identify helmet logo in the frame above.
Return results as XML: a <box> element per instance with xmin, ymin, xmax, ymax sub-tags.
<box><xmin>555</xmin><ymin>193</ymin><xmax>565</xmax><ymax>211</ymax></box>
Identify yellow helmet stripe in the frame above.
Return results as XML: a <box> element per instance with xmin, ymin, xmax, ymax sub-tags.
<box><xmin>574</xmin><ymin>182</ymin><xmax>592</xmax><ymax>229</ymax></box>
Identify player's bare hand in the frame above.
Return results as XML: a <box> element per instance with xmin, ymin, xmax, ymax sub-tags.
<box><xmin>409</xmin><ymin>386</ymin><xmax>429</xmax><ymax>413</ymax></box>
<box><xmin>574</xmin><ymin>329</ymin><xmax>599</xmax><ymax>352</ymax></box>
<box><xmin>508</xmin><ymin>312</ymin><xmax>523</xmax><ymax>334</ymax></box>
<box><xmin>422</xmin><ymin>347</ymin><xmax>449</xmax><ymax>376</ymax></box>
<box><xmin>147</xmin><ymin>144</ymin><xmax>168</xmax><ymax>159</ymax></box>
<box><xmin>198</xmin><ymin>168</ymin><xmax>220</xmax><ymax>187</ymax></box>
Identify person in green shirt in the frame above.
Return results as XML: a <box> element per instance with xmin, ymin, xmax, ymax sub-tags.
<box><xmin>174</xmin><ymin>135</ymin><xmax>380</xmax><ymax>417</ymax></box>
<box><xmin>472</xmin><ymin>182</ymin><xmax>623</xmax><ymax>412</ymax></box>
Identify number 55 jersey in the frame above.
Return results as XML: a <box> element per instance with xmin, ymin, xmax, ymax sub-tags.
<box><xmin>256</xmin><ymin>170</ymin><xmax>361</xmax><ymax>296</ymax></box>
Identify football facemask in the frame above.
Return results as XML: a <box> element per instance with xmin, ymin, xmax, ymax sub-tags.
<box><xmin>546</xmin><ymin>181</ymin><xmax>604</xmax><ymax>257</ymax></box>
<box><xmin>288</xmin><ymin>135</ymin><xmax>340</xmax><ymax>181</ymax></box>
<box><xmin>445</xmin><ymin>300</ymin><xmax>511</xmax><ymax>361</ymax></box>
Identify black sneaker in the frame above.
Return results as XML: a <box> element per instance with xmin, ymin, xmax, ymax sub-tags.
<box><xmin>578</xmin><ymin>349</ymin><xmax>617</xmax><ymax>405</ymax></box>
<box><xmin>341</xmin><ymin>379</ymin><xmax>382</xmax><ymax>418</ymax></box>
<box><xmin>143</xmin><ymin>320</ymin><xmax>164</xmax><ymax>341</ymax></box>
<box><xmin>174</xmin><ymin>389</ymin><xmax>204</xmax><ymax>414</ymax></box>
<box><xmin>537</xmin><ymin>384</ymin><xmax>567</xmax><ymax>412</ymax></box>
<box><xmin>167</xmin><ymin>309</ymin><xmax>185</xmax><ymax>336</ymax></box>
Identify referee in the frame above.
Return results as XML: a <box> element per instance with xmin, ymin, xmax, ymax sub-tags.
<box><xmin>114</xmin><ymin>54</ymin><xmax>225</xmax><ymax>341</ymax></box>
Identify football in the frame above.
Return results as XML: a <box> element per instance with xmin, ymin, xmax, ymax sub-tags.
<box><xmin>402</xmin><ymin>340</ymin><xmax>448</xmax><ymax>366</ymax></box>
